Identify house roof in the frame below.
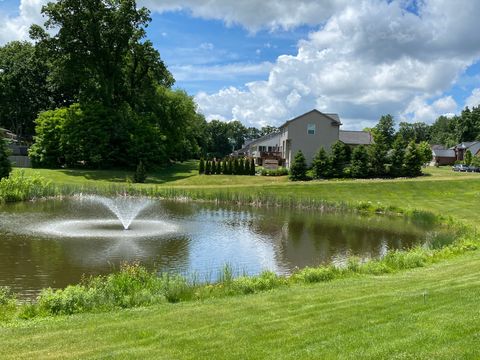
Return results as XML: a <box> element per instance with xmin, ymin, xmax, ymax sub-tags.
<box><xmin>240</xmin><ymin>131</ymin><xmax>280</xmax><ymax>150</ymax></box>
<box><xmin>432</xmin><ymin>149</ymin><xmax>455</xmax><ymax>158</ymax></box>
<box><xmin>339</xmin><ymin>130</ymin><xmax>373</xmax><ymax>145</ymax></box>
<box><xmin>278</xmin><ymin>109</ymin><xmax>342</xmax><ymax>129</ymax></box>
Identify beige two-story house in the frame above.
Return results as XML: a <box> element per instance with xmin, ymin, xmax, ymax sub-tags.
<box><xmin>239</xmin><ymin>109</ymin><xmax>373</xmax><ymax>168</ymax></box>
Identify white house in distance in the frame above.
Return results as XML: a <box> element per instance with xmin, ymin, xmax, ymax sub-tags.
<box><xmin>239</xmin><ymin>109</ymin><xmax>373</xmax><ymax>168</ymax></box>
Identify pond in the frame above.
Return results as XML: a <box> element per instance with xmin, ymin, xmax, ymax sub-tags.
<box><xmin>0</xmin><ymin>197</ymin><xmax>450</xmax><ymax>299</ymax></box>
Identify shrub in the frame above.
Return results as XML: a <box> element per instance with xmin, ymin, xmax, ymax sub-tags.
<box><xmin>133</xmin><ymin>161</ymin><xmax>147</xmax><ymax>183</ymax></box>
<box><xmin>384</xmin><ymin>249</ymin><xmax>428</xmax><ymax>270</ymax></box>
<box><xmin>231</xmin><ymin>271</ymin><xmax>285</xmax><ymax>294</ymax></box>
<box><xmin>289</xmin><ymin>150</ymin><xmax>308</xmax><ymax>181</ymax></box>
<box><xmin>0</xmin><ymin>171</ymin><xmax>53</xmax><ymax>202</ymax></box>
<box><xmin>199</xmin><ymin>158</ymin><xmax>205</xmax><ymax>174</ymax></box>
<box><xmin>0</xmin><ymin>286</ymin><xmax>15</xmax><ymax>306</ymax></box>
<box><xmin>260</xmin><ymin>167</ymin><xmax>289</xmax><ymax>176</ymax></box>
<box><xmin>294</xmin><ymin>266</ymin><xmax>337</xmax><ymax>283</ymax></box>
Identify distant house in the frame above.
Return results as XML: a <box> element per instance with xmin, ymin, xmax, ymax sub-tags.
<box><xmin>0</xmin><ymin>128</ymin><xmax>31</xmax><ymax>168</ymax></box>
<box><xmin>239</xmin><ymin>109</ymin><xmax>373</xmax><ymax>168</ymax></box>
<box><xmin>431</xmin><ymin>141</ymin><xmax>480</xmax><ymax>165</ymax></box>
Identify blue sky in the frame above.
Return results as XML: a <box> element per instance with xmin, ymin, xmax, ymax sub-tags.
<box><xmin>1</xmin><ymin>0</ymin><xmax>480</xmax><ymax>129</ymax></box>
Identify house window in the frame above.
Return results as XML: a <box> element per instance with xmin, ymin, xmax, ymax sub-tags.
<box><xmin>307</xmin><ymin>124</ymin><xmax>316</xmax><ymax>135</ymax></box>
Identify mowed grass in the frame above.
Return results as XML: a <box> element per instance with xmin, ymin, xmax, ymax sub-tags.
<box><xmin>16</xmin><ymin>164</ymin><xmax>480</xmax><ymax>222</ymax></box>
<box><xmin>4</xmin><ymin>164</ymin><xmax>480</xmax><ymax>359</ymax></box>
<box><xmin>2</xmin><ymin>252</ymin><xmax>480</xmax><ymax>359</ymax></box>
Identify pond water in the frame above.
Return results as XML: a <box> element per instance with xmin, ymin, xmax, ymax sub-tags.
<box><xmin>0</xmin><ymin>198</ymin><xmax>449</xmax><ymax>299</ymax></box>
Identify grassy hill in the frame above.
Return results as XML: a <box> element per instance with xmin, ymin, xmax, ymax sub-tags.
<box><xmin>2</xmin><ymin>164</ymin><xmax>480</xmax><ymax>359</ymax></box>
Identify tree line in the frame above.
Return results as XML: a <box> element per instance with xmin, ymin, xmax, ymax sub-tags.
<box><xmin>290</xmin><ymin>115</ymin><xmax>433</xmax><ymax>181</ymax></box>
<box><xmin>199</xmin><ymin>158</ymin><xmax>256</xmax><ymax>176</ymax></box>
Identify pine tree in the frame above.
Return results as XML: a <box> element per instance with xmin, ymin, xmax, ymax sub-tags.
<box><xmin>0</xmin><ymin>138</ymin><xmax>12</xmax><ymax>180</ymax></box>
<box><xmin>312</xmin><ymin>147</ymin><xmax>331</xmax><ymax>179</ymax></box>
<box><xmin>389</xmin><ymin>138</ymin><xmax>405</xmax><ymax>178</ymax></box>
<box><xmin>250</xmin><ymin>158</ymin><xmax>256</xmax><ymax>175</ymax></box>
<box><xmin>233</xmin><ymin>158</ymin><xmax>239</xmax><ymax>175</ymax></box>
<box><xmin>350</xmin><ymin>145</ymin><xmax>369</xmax><ymax>178</ymax></box>
<box><xmin>330</xmin><ymin>141</ymin><xmax>351</xmax><ymax>178</ymax></box>
<box><xmin>216</xmin><ymin>160</ymin><xmax>222</xmax><ymax>174</ymax></box>
<box><xmin>239</xmin><ymin>158</ymin><xmax>245</xmax><ymax>175</ymax></box>
<box><xmin>228</xmin><ymin>159</ymin><xmax>233</xmax><ymax>175</ymax></box>
<box><xmin>289</xmin><ymin>150</ymin><xmax>308</xmax><ymax>181</ymax></box>
<box><xmin>133</xmin><ymin>161</ymin><xmax>147</xmax><ymax>183</ymax></box>
<box><xmin>211</xmin><ymin>160</ymin><xmax>217</xmax><ymax>175</ymax></box>
<box><xmin>205</xmin><ymin>160</ymin><xmax>211</xmax><ymax>175</ymax></box>
<box><xmin>244</xmin><ymin>158</ymin><xmax>250</xmax><ymax>175</ymax></box>
<box><xmin>418</xmin><ymin>141</ymin><xmax>433</xmax><ymax>166</ymax></box>
<box><xmin>199</xmin><ymin>158</ymin><xmax>205</xmax><ymax>175</ymax></box>
<box><xmin>403</xmin><ymin>141</ymin><xmax>422</xmax><ymax>177</ymax></box>
<box><xmin>221</xmin><ymin>160</ymin><xmax>227</xmax><ymax>174</ymax></box>
<box><xmin>368</xmin><ymin>134</ymin><xmax>389</xmax><ymax>177</ymax></box>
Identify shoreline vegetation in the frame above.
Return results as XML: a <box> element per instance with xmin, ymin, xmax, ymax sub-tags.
<box><xmin>0</xmin><ymin>166</ymin><xmax>479</xmax><ymax>323</ymax></box>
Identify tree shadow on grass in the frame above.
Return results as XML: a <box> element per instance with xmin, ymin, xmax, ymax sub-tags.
<box><xmin>58</xmin><ymin>161</ymin><xmax>198</xmax><ymax>185</ymax></box>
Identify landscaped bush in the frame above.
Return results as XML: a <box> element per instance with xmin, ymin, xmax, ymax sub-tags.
<box><xmin>260</xmin><ymin>167</ymin><xmax>288</xmax><ymax>176</ymax></box>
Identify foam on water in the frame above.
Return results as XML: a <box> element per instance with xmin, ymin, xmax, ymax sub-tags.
<box><xmin>37</xmin><ymin>219</ymin><xmax>178</xmax><ymax>238</ymax></box>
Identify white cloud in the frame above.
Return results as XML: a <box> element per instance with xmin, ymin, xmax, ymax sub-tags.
<box><xmin>465</xmin><ymin>88</ymin><xmax>480</xmax><ymax>109</ymax></box>
<box><xmin>0</xmin><ymin>0</ymin><xmax>49</xmax><ymax>45</ymax></box>
<box><xmin>402</xmin><ymin>96</ymin><xmax>458</xmax><ymax>123</ymax></box>
<box><xmin>171</xmin><ymin>62</ymin><xmax>273</xmax><ymax>82</ymax></box>
<box><xmin>193</xmin><ymin>0</ymin><xmax>480</xmax><ymax>128</ymax></box>
<box><xmin>140</xmin><ymin>0</ymin><xmax>348</xmax><ymax>32</ymax></box>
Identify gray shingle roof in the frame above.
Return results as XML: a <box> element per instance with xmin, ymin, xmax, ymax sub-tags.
<box><xmin>339</xmin><ymin>130</ymin><xmax>373</xmax><ymax>145</ymax></box>
<box><xmin>279</xmin><ymin>109</ymin><xmax>342</xmax><ymax>128</ymax></box>
<box><xmin>432</xmin><ymin>149</ymin><xmax>455</xmax><ymax>157</ymax></box>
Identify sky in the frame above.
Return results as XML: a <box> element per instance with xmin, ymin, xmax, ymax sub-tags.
<box><xmin>1</xmin><ymin>0</ymin><xmax>480</xmax><ymax>130</ymax></box>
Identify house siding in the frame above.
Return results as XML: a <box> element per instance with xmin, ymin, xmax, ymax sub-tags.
<box><xmin>281</xmin><ymin>111</ymin><xmax>339</xmax><ymax>166</ymax></box>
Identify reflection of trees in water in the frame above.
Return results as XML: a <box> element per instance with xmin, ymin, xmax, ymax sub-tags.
<box><xmin>0</xmin><ymin>231</ymin><xmax>191</xmax><ymax>299</ymax></box>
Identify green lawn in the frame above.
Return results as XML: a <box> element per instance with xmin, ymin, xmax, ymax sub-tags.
<box><xmin>3</xmin><ymin>164</ymin><xmax>480</xmax><ymax>358</ymax></box>
<box><xmin>2</xmin><ymin>252</ymin><xmax>480</xmax><ymax>359</ymax></box>
<box><xmin>17</xmin><ymin>164</ymin><xmax>480</xmax><ymax>222</ymax></box>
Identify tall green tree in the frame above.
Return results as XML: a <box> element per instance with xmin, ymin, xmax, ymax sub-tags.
<box><xmin>330</xmin><ymin>141</ymin><xmax>351</xmax><ymax>177</ymax></box>
<box><xmin>312</xmin><ymin>147</ymin><xmax>331</xmax><ymax>179</ymax></box>
<box><xmin>389</xmin><ymin>137</ymin><xmax>406</xmax><ymax>177</ymax></box>
<box><xmin>350</xmin><ymin>146</ymin><xmax>369</xmax><ymax>178</ymax></box>
<box><xmin>374</xmin><ymin>114</ymin><xmax>395</xmax><ymax>148</ymax></box>
<box><xmin>464</xmin><ymin>149</ymin><xmax>473</xmax><ymax>166</ymax></box>
<box><xmin>289</xmin><ymin>150</ymin><xmax>308</xmax><ymax>181</ymax></box>
<box><xmin>368</xmin><ymin>134</ymin><xmax>389</xmax><ymax>177</ymax></box>
<box><xmin>403</xmin><ymin>141</ymin><xmax>422</xmax><ymax>177</ymax></box>
<box><xmin>418</xmin><ymin>141</ymin><xmax>433</xmax><ymax>166</ymax></box>
<box><xmin>31</xmin><ymin>0</ymin><xmax>173</xmax><ymax>108</ymax></box>
<box><xmin>0</xmin><ymin>41</ymin><xmax>51</xmax><ymax>138</ymax></box>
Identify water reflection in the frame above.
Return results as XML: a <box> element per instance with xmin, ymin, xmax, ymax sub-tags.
<box><xmin>0</xmin><ymin>199</ymin><xmax>448</xmax><ymax>299</ymax></box>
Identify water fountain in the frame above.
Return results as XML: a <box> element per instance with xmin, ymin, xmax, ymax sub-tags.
<box><xmin>35</xmin><ymin>194</ymin><xmax>178</xmax><ymax>239</ymax></box>
<box><xmin>80</xmin><ymin>195</ymin><xmax>153</xmax><ymax>230</ymax></box>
